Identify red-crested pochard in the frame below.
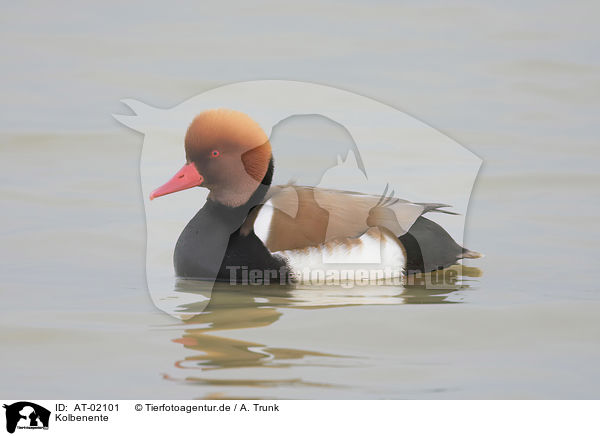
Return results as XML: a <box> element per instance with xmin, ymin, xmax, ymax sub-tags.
<box><xmin>150</xmin><ymin>109</ymin><xmax>481</xmax><ymax>284</ymax></box>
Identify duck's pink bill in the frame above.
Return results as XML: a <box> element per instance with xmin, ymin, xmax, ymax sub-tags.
<box><xmin>150</xmin><ymin>163</ymin><xmax>204</xmax><ymax>200</ymax></box>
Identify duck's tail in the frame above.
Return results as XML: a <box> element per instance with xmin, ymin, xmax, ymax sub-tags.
<box><xmin>399</xmin><ymin>216</ymin><xmax>483</xmax><ymax>274</ymax></box>
<box><xmin>461</xmin><ymin>248</ymin><xmax>484</xmax><ymax>259</ymax></box>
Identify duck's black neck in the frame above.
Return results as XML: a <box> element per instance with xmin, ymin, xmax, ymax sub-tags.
<box><xmin>174</xmin><ymin>157</ymin><xmax>280</xmax><ymax>280</ymax></box>
<box><xmin>262</xmin><ymin>156</ymin><xmax>274</xmax><ymax>186</ymax></box>
<box><xmin>247</xmin><ymin>156</ymin><xmax>274</xmax><ymax>207</ymax></box>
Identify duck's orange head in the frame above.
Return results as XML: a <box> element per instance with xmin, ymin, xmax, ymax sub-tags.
<box><xmin>150</xmin><ymin>109</ymin><xmax>272</xmax><ymax>207</ymax></box>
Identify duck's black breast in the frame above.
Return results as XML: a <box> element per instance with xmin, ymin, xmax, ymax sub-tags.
<box><xmin>174</xmin><ymin>198</ymin><xmax>290</xmax><ymax>284</ymax></box>
<box><xmin>174</xmin><ymin>157</ymin><xmax>289</xmax><ymax>283</ymax></box>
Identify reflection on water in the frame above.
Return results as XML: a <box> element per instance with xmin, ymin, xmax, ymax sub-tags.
<box><xmin>164</xmin><ymin>265</ymin><xmax>481</xmax><ymax>398</ymax></box>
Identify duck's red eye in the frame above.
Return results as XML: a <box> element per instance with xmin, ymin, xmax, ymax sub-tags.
<box><xmin>210</xmin><ymin>150</ymin><xmax>220</xmax><ymax>158</ymax></box>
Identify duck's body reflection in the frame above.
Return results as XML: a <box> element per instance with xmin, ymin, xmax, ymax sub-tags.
<box><xmin>164</xmin><ymin>265</ymin><xmax>481</xmax><ymax>398</ymax></box>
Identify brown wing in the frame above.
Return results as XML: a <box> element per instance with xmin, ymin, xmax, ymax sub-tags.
<box><xmin>256</xmin><ymin>185</ymin><xmax>438</xmax><ymax>253</ymax></box>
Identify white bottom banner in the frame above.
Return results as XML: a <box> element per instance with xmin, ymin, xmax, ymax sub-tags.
<box><xmin>1</xmin><ymin>400</ymin><xmax>598</xmax><ymax>435</ymax></box>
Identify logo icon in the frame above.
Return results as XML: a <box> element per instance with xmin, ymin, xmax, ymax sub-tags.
<box><xmin>3</xmin><ymin>402</ymin><xmax>50</xmax><ymax>434</ymax></box>
<box><xmin>114</xmin><ymin>80</ymin><xmax>482</xmax><ymax>318</ymax></box>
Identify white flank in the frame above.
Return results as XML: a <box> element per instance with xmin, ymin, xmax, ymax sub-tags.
<box><xmin>253</xmin><ymin>199</ymin><xmax>275</xmax><ymax>243</ymax></box>
<box><xmin>275</xmin><ymin>227</ymin><xmax>405</xmax><ymax>284</ymax></box>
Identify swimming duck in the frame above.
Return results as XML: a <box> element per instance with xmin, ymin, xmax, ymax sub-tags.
<box><xmin>150</xmin><ymin>109</ymin><xmax>480</xmax><ymax>284</ymax></box>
